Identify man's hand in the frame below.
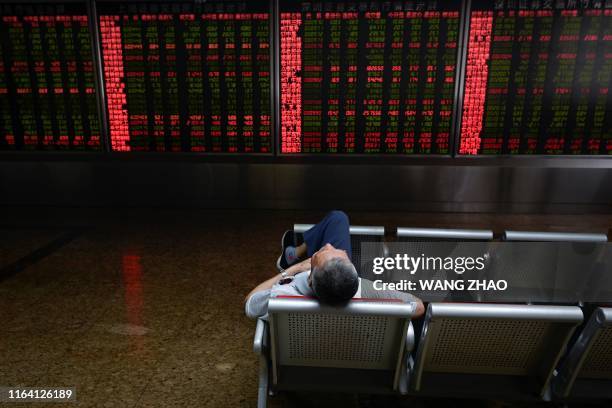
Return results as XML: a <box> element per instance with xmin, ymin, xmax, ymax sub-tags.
<box><xmin>285</xmin><ymin>258</ymin><xmax>311</xmax><ymax>276</ymax></box>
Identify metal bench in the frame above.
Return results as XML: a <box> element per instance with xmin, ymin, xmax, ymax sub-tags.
<box><xmin>397</xmin><ymin>227</ymin><xmax>494</xmax><ymax>241</ymax></box>
<box><xmin>503</xmin><ymin>230</ymin><xmax>608</xmax><ymax>302</ymax></box>
<box><xmin>395</xmin><ymin>227</ymin><xmax>494</xmax><ymax>301</ymax></box>
<box><xmin>503</xmin><ymin>231</ymin><xmax>608</xmax><ymax>242</ymax></box>
<box><xmin>253</xmin><ymin>295</ymin><xmax>417</xmax><ymax>407</ymax></box>
<box><xmin>411</xmin><ymin>302</ymin><xmax>583</xmax><ymax>399</ymax></box>
<box><xmin>553</xmin><ymin>307</ymin><xmax>612</xmax><ymax>400</ymax></box>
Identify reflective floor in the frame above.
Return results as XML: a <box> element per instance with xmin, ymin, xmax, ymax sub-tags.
<box><xmin>1</xmin><ymin>208</ymin><xmax>610</xmax><ymax>407</ymax></box>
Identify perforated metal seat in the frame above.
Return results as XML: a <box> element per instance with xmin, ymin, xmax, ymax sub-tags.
<box><xmin>394</xmin><ymin>227</ymin><xmax>494</xmax><ymax>301</ymax></box>
<box><xmin>553</xmin><ymin>307</ymin><xmax>612</xmax><ymax>399</ymax></box>
<box><xmin>293</xmin><ymin>223</ymin><xmax>385</xmax><ymax>276</ymax></box>
<box><xmin>253</xmin><ymin>296</ymin><xmax>417</xmax><ymax>407</ymax></box>
<box><xmin>503</xmin><ymin>231</ymin><xmax>608</xmax><ymax>301</ymax></box>
<box><xmin>411</xmin><ymin>303</ymin><xmax>583</xmax><ymax>399</ymax></box>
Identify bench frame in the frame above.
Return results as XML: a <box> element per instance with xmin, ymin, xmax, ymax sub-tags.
<box><xmin>253</xmin><ymin>296</ymin><xmax>416</xmax><ymax>407</ymax></box>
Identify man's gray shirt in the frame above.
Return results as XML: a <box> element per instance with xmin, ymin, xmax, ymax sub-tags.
<box><xmin>245</xmin><ymin>270</ymin><xmax>418</xmax><ymax>320</ymax></box>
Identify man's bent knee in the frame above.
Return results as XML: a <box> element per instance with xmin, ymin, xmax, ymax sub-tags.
<box><xmin>327</xmin><ymin>210</ymin><xmax>349</xmax><ymax>226</ymax></box>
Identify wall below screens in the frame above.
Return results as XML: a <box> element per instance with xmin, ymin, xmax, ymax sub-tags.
<box><xmin>1</xmin><ymin>158</ymin><xmax>611</xmax><ymax>212</ymax></box>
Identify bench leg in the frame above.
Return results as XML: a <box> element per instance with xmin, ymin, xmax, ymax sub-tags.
<box><xmin>257</xmin><ymin>354</ymin><xmax>269</xmax><ymax>408</ymax></box>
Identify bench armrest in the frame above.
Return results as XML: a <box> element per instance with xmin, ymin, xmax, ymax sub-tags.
<box><xmin>253</xmin><ymin>318</ymin><xmax>268</xmax><ymax>355</ymax></box>
<box><xmin>405</xmin><ymin>321</ymin><xmax>415</xmax><ymax>352</ymax></box>
<box><xmin>399</xmin><ymin>321</ymin><xmax>416</xmax><ymax>394</ymax></box>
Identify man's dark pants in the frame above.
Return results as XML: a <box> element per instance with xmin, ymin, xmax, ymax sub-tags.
<box><xmin>303</xmin><ymin>210</ymin><xmax>352</xmax><ymax>260</ymax></box>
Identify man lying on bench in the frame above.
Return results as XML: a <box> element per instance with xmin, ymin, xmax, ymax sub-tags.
<box><xmin>245</xmin><ymin>210</ymin><xmax>424</xmax><ymax>319</ymax></box>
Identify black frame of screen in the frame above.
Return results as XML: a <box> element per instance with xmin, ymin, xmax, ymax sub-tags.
<box><xmin>0</xmin><ymin>0</ymin><xmax>609</xmax><ymax>158</ymax></box>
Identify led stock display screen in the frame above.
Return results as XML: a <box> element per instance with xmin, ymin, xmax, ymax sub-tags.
<box><xmin>0</xmin><ymin>2</ymin><xmax>101</xmax><ymax>151</ymax></box>
<box><xmin>2</xmin><ymin>0</ymin><xmax>609</xmax><ymax>157</ymax></box>
<box><xmin>98</xmin><ymin>1</ymin><xmax>272</xmax><ymax>153</ymax></box>
<box><xmin>280</xmin><ymin>0</ymin><xmax>461</xmax><ymax>154</ymax></box>
<box><xmin>460</xmin><ymin>0</ymin><xmax>612</xmax><ymax>155</ymax></box>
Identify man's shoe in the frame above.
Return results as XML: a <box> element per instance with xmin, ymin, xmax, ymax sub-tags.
<box><xmin>276</xmin><ymin>230</ymin><xmax>297</xmax><ymax>271</ymax></box>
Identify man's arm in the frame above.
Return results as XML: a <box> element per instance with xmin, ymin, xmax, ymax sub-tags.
<box><xmin>244</xmin><ymin>259</ymin><xmax>312</xmax><ymax>319</ymax></box>
<box><xmin>244</xmin><ymin>258</ymin><xmax>311</xmax><ymax>304</ymax></box>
